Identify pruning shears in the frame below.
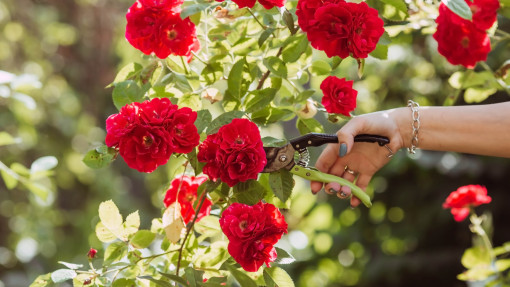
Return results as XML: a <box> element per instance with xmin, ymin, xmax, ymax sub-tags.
<box><xmin>262</xmin><ymin>133</ymin><xmax>390</xmax><ymax>207</ymax></box>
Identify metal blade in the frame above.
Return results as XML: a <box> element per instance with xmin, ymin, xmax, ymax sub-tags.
<box><xmin>262</xmin><ymin>144</ymin><xmax>296</xmax><ymax>173</ymax></box>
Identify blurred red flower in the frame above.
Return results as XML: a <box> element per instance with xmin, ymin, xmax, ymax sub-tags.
<box><xmin>443</xmin><ymin>185</ymin><xmax>492</xmax><ymax>221</ymax></box>
<box><xmin>466</xmin><ymin>0</ymin><xmax>500</xmax><ymax>30</ymax></box>
<box><xmin>320</xmin><ymin>76</ymin><xmax>357</xmax><ymax>116</ymax></box>
<box><xmin>197</xmin><ymin>118</ymin><xmax>266</xmax><ymax>187</ymax></box>
<box><xmin>163</xmin><ymin>175</ymin><xmax>211</xmax><ymax>224</ymax></box>
<box><xmin>219</xmin><ymin>202</ymin><xmax>287</xmax><ymax>272</ymax></box>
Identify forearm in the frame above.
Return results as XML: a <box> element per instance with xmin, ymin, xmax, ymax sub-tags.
<box><xmin>395</xmin><ymin>102</ymin><xmax>510</xmax><ymax>158</ymax></box>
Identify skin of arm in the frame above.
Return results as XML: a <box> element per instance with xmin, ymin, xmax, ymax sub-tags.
<box><xmin>310</xmin><ymin>101</ymin><xmax>510</xmax><ymax>207</ymax></box>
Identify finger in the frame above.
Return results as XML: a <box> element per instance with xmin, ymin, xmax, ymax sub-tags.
<box><xmin>324</xmin><ymin>181</ymin><xmax>341</xmax><ymax>195</ymax></box>
<box><xmin>336</xmin><ymin>118</ymin><xmax>363</xmax><ymax>157</ymax></box>
<box><xmin>338</xmin><ymin>169</ymin><xmax>357</xmax><ymax>199</ymax></box>
<box><xmin>350</xmin><ymin>173</ymin><xmax>372</xmax><ymax>208</ymax></box>
<box><xmin>310</xmin><ymin>181</ymin><xmax>323</xmax><ymax>195</ymax></box>
<box><xmin>315</xmin><ymin>143</ymin><xmax>340</xmax><ymax>173</ymax></box>
<box><xmin>324</xmin><ymin>158</ymin><xmax>346</xmax><ymax>195</ymax></box>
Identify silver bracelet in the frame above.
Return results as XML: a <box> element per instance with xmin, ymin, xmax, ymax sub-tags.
<box><xmin>407</xmin><ymin>100</ymin><xmax>420</xmax><ymax>154</ymax></box>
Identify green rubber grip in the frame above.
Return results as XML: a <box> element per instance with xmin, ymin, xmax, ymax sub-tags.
<box><xmin>290</xmin><ymin>165</ymin><xmax>372</xmax><ymax>208</ymax></box>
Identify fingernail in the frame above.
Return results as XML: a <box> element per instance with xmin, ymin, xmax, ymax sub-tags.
<box><xmin>339</xmin><ymin>143</ymin><xmax>347</xmax><ymax>157</ymax></box>
<box><xmin>329</xmin><ymin>188</ymin><xmax>338</xmax><ymax>194</ymax></box>
<box><xmin>340</xmin><ymin>191</ymin><xmax>347</xmax><ymax>198</ymax></box>
<box><xmin>350</xmin><ymin>205</ymin><xmax>355</xmax><ymax>210</ymax></box>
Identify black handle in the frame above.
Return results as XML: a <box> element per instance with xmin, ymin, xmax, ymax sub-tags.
<box><xmin>289</xmin><ymin>133</ymin><xmax>389</xmax><ymax>150</ymax></box>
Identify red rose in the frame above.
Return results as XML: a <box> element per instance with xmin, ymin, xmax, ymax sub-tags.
<box><xmin>87</xmin><ymin>248</ymin><xmax>97</xmax><ymax>259</ymax></box>
<box><xmin>231</xmin><ymin>0</ymin><xmax>256</xmax><ymax>9</ymax></box>
<box><xmin>219</xmin><ymin>202</ymin><xmax>288</xmax><ymax>272</ymax></box>
<box><xmin>105</xmin><ymin>98</ymin><xmax>199</xmax><ymax>173</ymax></box>
<box><xmin>320</xmin><ymin>76</ymin><xmax>357</xmax><ymax>116</ymax></box>
<box><xmin>163</xmin><ymin>175</ymin><xmax>211</xmax><ymax>224</ymax></box>
<box><xmin>197</xmin><ymin>119</ymin><xmax>266</xmax><ymax>187</ymax></box>
<box><xmin>258</xmin><ymin>0</ymin><xmax>286</xmax><ymax>10</ymax></box>
<box><xmin>466</xmin><ymin>0</ymin><xmax>500</xmax><ymax>30</ymax></box>
<box><xmin>305</xmin><ymin>1</ymin><xmax>384</xmax><ymax>59</ymax></box>
<box><xmin>443</xmin><ymin>185</ymin><xmax>492</xmax><ymax>221</ymax></box>
<box><xmin>433</xmin><ymin>3</ymin><xmax>491</xmax><ymax>69</ymax></box>
<box><xmin>296</xmin><ymin>0</ymin><xmax>345</xmax><ymax>32</ymax></box>
<box><xmin>125</xmin><ymin>0</ymin><xmax>198</xmax><ymax>59</ymax></box>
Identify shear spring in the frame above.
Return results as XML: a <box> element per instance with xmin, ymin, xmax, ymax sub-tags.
<box><xmin>297</xmin><ymin>148</ymin><xmax>310</xmax><ymax>167</ymax></box>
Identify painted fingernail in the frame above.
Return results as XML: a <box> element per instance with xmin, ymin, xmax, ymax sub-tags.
<box><xmin>340</xmin><ymin>191</ymin><xmax>347</xmax><ymax>198</ymax></box>
<box><xmin>339</xmin><ymin>143</ymin><xmax>347</xmax><ymax>157</ymax></box>
<box><xmin>329</xmin><ymin>188</ymin><xmax>338</xmax><ymax>194</ymax></box>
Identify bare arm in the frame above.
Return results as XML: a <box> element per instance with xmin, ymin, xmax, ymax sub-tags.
<box><xmin>311</xmin><ymin>101</ymin><xmax>510</xmax><ymax>207</ymax></box>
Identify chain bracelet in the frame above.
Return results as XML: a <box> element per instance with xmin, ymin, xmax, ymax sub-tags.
<box><xmin>407</xmin><ymin>100</ymin><xmax>420</xmax><ymax>154</ymax></box>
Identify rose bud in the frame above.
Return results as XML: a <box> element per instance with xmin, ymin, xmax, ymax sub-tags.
<box><xmin>87</xmin><ymin>248</ymin><xmax>97</xmax><ymax>259</ymax></box>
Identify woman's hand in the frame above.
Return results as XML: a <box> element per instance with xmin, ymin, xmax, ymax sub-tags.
<box><xmin>310</xmin><ymin>108</ymin><xmax>409</xmax><ymax>207</ymax></box>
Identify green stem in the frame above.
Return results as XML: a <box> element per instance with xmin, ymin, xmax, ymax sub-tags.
<box><xmin>176</xmin><ymin>190</ymin><xmax>210</xmax><ymax>276</ymax></box>
<box><xmin>479</xmin><ymin>62</ymin><xmax>510</xmax><ymax>96</ymax></box>
<box><xmin>180</xmin><ymin>56</ymin><xmax>190</xmax><ymax>75</ymax></box>
<box><xmin>496</xmin><ymin>29</ymin><xmax>510</xmax><ymax>38</ymax></box>
<box><xmin>190</xmin><ymin>51</ymin><xmax>208</xmax><ymax>65</ymax></box>
<box><xmin>247</xmin><ymin>8</ymin><xmax>267</xmax><ymax>30</ymax></box>
<box><xmin>256</xmin><ymin>46</ymin><xmax>284</xmax><ymax>90</ymax></box>
<box><xmin>470</xmin><ymin>212</ymin><xmax>495</xmax><ymax>262</ymax></box>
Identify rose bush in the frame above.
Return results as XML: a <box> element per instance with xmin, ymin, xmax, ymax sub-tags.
<box><xmin>31</xmin><ymin>0</ymin><xmax>510</xmax><ymax>285</ymax></box>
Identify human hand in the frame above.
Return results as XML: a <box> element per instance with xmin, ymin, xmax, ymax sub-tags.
<box><xmin>310</xmin><ymin>108</ymin><xmax>409</xmax><ymax>207</ymax></box>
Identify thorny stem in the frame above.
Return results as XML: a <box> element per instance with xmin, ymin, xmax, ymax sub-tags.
<box><xmin>247</xmin><ymin>8</ymin><xmax>267</xmax><ymax>30</ymax></box>
<box><xmin>256</xmin><ymin>46</ymin><xmax>284</xmax><ymax>90</ymax></box>
<box><xmin>176</xmin><ymin>189</ymin><xmax>209</xmax><ymax>276</ymax></box>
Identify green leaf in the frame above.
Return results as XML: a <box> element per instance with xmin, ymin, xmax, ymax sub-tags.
<box><xmin>296</xmin><ymin>118</ymin><xmax>324</xmax><ymax>135</ymax></box>
<box><xmin>194</xmin><ymin>215</ymin><xmax>222</xmax><ymax>238</ymax></box>
<box><xmin>263</xmin><ymin>267</ymin><xmax>294</xmax><ymax>287</ymax></box>
<box><xmin>232</xmin><ymin>38</ymin><xmax>258</xmax><ymax>56</ymax></box>
<box><xmin>494</xmin><ymin>242</ymin><xmax>510</xmax><ymax>256</ymax></box>
<box><xmin>206</xmin><ymin>110</ymin><xmax>246</xmax><ymax>135</ymax></box>
<box><xmin>380</xmin><ymin>0</ymin><xmax>408</xmax><ymax>16</ymax></box>
<box><xmin>180</xmin><ymin>3</ymin><xmax>210</xmax><ymax>19</ymax></box>
<box><xmin>25</xmin><ymin>182</ymin><xmax>50</xmax><ymax>200</ymax></box>
<box><xmin>228</xmin><ymin>58</ymin><xmax>246</xmax><ymax>99</ymax></box>
<box><xmin>259</xmin><ymin>28</ymin><xmax>275</xmax><ymax>47</ymax></box>
<box><xmin>82</xmin><ymin>145</ymin><xmax>117</xmax><ymax>169</ymax></box>
<box><xmin>262</xmin><ymin>136</ymin><xmax>286</xmax><ymax>147</ymax></box>
<box><xmin>310</xmin><ymin>60</ymin><xmax>331</xmax><ymax>76</ymax></box>
<box><xmin>112</xmin><ymin>278</ymin><xmax>137</xmax><ymax>287</ymax></box>
<box><xmin>104</xmin><ymin>241</ymin><xmax>128</xmax><ymax>265</ymax></box>
<box><xmin>1</xmin><ymin>169</ymin><xmax>18</xmax><ymax>189</ymax></box>
<box><xmin>130</xmin><ymin>230</ymin><xmax>155</xmax><ymax>249</ymax></box>
<box><xmin>274</xmin><ymin>247</ymin><xmax>296</xmax><ymax>264</ymax></box>
<box><xmin>464</xmin><ymin>87</ymin><xmax>497</xmax><ymax>103</ymax></box>
<box><xmin>30</xmin><ymin>156</ymin><xmax>58</xmax><ymax>174</ymax></box>
<box><xmin>244</xmin><ymin>88</ymin><xmax>277</xmax><ymax>113</ymax></box>
<box><xmin>99</xmin><ymin>200</ymin><xmax>124</xmax><ymax>240</ymax></box>
<box><xmin>282</xmin><ymin>9</ymin><xmax>296</xmax><ymax>34</ymax></box>
<box><xmin>50</xmin><ymin>269</ymin><xmax>77</xmax><ymax>283</ymax></box>
<box><xmin>159</xmin><ymin>273</ymin><xmax>190</xmax><ymax>286</ymax></box>
<box><xmin>226</xmin><ymin>265</ymin><xmax>258</xmax><ymax>287</ymax></box>
<box><xmin>252</xmin><ymin>107</ymin><xmax>294</xmax><ymax>125</ymax></box>
<box><xmin>294</xmin><ymin>90</ymin><xmax>315</xmax><ymax>103</ymax></box>
<box><xmin>178</xmin><ymin>94</ymin><xmax>202</xmax><ymax>110</ymax></box>
<box><xmin>112</xmin><ymin>62</ymin><xmax>143</xmax><ymax>85</ymax></box>
<box><xmin>461</xmin><ymin>246</ymin><xmax>491</xmax><ymax>269</ymax></box>
<box><xmin>189</xmin><ymin>148</ymin><xmax>205</xmax><ymax>175</ymax></box>
<box><xmin>233</xmin><ymin>180</ymin><xmax>266</xmax><ymax>205</ymax></box>
<box><xmin>30</xmin><ymin>273</ymin><xmax>52</xmax><ymax>287</ymax></box>
<box><xmin>357</xmin><ymin>58</ymin><xmax>365</xmax><ymax>78</ymax></box>
<box><xmin>112</xmin><ymin>80</ymin><xmax>143</xmax><ymax>110</ymax></box>
<box><xmin>269</xmin><ymin>169</ymin><xmax>295</xmax><ymax>202</ymax></box>
<box><xmin>263</xmin><ymin>57</ymin><xmax>287</xmax><ymax>78</ymax></box>
<box><xmin>58</xmin><ymin>261</ymin><xmax>83</xmax><ymax>270</ymax></box>
<box><xmin>496</xmin><ymin>259</ymin><xmax>510</xmax><ymax>272</ymax></box>
<box><xmin>195</xmin><ymin>241</ymin><xmax>229</xmax><ymax>268</ymax></box>
<box><xmin>442</xmin><ymin>0</ymin><xmax>472</xmax><ymax>20</ymax></box>
<box><xmin>370</xmin><ymin>44</ymin><xmax>388</xmax><ymax>60</ymax></box>
<box><xmin>124</xmin><ymin>210</ymin><xmax>140</xmax><ymax>237</ymax></box>
<box><xmin>195</xmin><ymin>110</ymin><xmax>213</xmax><ymax>134</ymax></box>
<box><xmin>282</xmin><ymin>34</ymin><xmax>308</xmax><ymax>63</ymax></box>
<box><xmin>185</xmin><ymin>267</ymin><xmax>204</xmax><ymax>287</ymax></box>
<box><xmin>138</xmin><ymin>276</ymin><xmax>178</xmax><ymax>287</ymax></box>
<box><xmin>96</xmin><ymin>221</ymin><xmax>117</xmax><ymax>242</ymax></box>
<box><xmin>0</xmin><ymin>131</ymin><xmax>20</xmax><ymax>146</ymax></box>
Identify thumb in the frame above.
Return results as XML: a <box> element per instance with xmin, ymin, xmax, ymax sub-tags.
<box><xmin>336</xmin><ymin>118</ymin><xmax>362</xmax><ymax>157</ymax></box>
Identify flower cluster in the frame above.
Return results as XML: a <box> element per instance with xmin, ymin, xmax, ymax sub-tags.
<box><xmin>443</xmin><ymin>184</ymin><xmax>492</xmax><ymax>221</ymax></box>
<box><xmin>296</xmin><ymin>0</ymin><xmax>384</xmax><ymax>59</ymax></box>
<box><xmin>125</xmin><ymin>0</ymin><xmax>200</xmax><ymax>60</ymax></box>
<box><xmin>105</xmin><ymin>98</ymin><xmax>200</xmax><ymax>173</ymax></box>
<box><xmin>163</xmin><ymin>175</ymin><xmax>212</xmax><ymax>224</ymax></box>
<box><xmin>197</xmin><ymin>118</ymin><xmax>266</xmax><ymax>187</ymax></box>
<box><xmin>219</xmin><ymin>202</ymin><xmax>288</xmax><ymax>272</ymax></box>
<box><xmin>433</xmin><ymin>0</ymin><xmax>499</xmax><ymax>68</ymax></box>
<box><xmin>320</xmin><ymin>76</ymin><xmax>357</xmax><ymax>116</ymax></box>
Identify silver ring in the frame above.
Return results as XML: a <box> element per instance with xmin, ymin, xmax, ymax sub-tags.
<box><xmin>344</xmin><ymin>165</ymin><xmax>356</xmax><ymax>175</ymax></box>
<box><xmin>384</xmin><ymin>145</ymin><xmax>394</xmax><ymax>158</ymax></box>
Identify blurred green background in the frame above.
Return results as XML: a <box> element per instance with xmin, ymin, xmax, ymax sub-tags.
<box><xmin>1</xmin><ymin>0</ymin><xmax>509</xmax><ymax>286</ymax></box>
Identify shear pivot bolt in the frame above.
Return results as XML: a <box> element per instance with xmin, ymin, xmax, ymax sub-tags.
<box><xmin>306</xmin><ymin>172</ymin><xmax>311</xmax><ymax>176</ymax></box>
<box><xmin>308</xmin><ymin>140</ymin><xmax>312</xmax><ymax>144</ymax></box>
<box><xmin>279</xmin><ymin>155</ymin><xmax>287</xmax><ymax>162</ymax></box>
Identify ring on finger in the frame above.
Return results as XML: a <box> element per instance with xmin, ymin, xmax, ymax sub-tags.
<box><xmin>344</xmin><ymin>165</ymin><xmax>356</xmax><ymax>175</ymax></box>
